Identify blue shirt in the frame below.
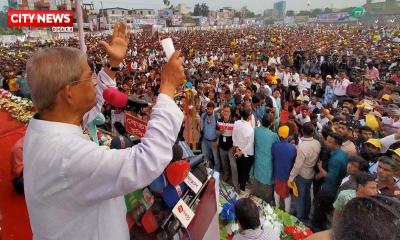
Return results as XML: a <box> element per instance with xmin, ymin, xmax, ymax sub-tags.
<box><xmin>321</xmin><ymin>148</ymin><xmax>348</xmax><ymax>195</ymax></box>
<box><xmin>16</xmin><ymin>76</ymin><xmax>30</xmax><ymax>96</ymax></box>
<box><xmin>254</xmin><ymin>127</ymin><xmax>279</xmax><ymax>185</ymax></box>
<box><xmin>324</xmin><ymin>86</ymin><xmax>334</xmax><ymax>105</ymax></box>
<box><xmin>201</xmin><ymin>112</ymin><xmax>218</xmax><ymax>141</ymax></box>
<box><xmin>272</xmin><ymin>140</ymin><xmax>297</xmax><ymax>181</ymax></box>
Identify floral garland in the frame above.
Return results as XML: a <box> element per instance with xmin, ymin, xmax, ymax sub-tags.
<box><xmin>0</xmin><ymin>89</ymin><xmax>34</xmax><ymax>123</ymax></box>
<box><xmin>219</xmin><ymin>182</ymin><xmax>313</xmax><ymax>240</ymax></box>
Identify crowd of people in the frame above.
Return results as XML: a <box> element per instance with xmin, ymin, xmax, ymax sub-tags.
<box><xmin>2</xmin><ymin>23</ymin><xmax>400</xmax><ymax>239</ymax></box>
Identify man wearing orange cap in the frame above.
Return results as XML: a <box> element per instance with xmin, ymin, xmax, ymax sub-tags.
<box><xmin>272</xmin><ymin>126</ymin><xmax>297</xmax><ymax>212</ymax></box>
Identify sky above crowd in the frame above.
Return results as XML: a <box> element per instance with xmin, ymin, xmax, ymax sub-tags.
<box><xmin>2</xmin><ymin>0</ymin><xmax>368</xmax><ymax>14</ymax></box>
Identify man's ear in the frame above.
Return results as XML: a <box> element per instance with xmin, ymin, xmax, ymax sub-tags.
<box><xmin>59</xmin><ymin>84</ymin><xmax>74</xmax><ymax>105</ymax></box>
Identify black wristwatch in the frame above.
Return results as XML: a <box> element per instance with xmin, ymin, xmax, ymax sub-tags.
<box><xmin>105</xmin><ymin>62</ymin><xmax>120</xmax><ymax>72</ymax></box>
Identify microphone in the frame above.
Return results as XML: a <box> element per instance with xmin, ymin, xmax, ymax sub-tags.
<box><xmin>103</xmin><ymin>88</ymin><xmax>128</xmax><ymax>107</ymax></box>
<box><xmin>103</xmin><ymin>88</ymin><xmax>152</xmax><ymax>108</ymax></box>
<box><xmin>162</xmin><ymin>183</ymin><xmax>187</xmax><ymax>208</ymax></box>
<box><xmin>188</xmin><ymin>154</ymin><xmax>205</xmax><ymax>167</ymax></box>
<box><xmin>165</xmin><ymin>160</ymin><xmax>190</xmax><ymax>186</ymax></box>
<box><xmin>141</xmin><ymin>197</ymin><xmax>166</xmax><ymax>234</ymax></box>
<box><xmin>160</xmin><ymin>164</ymin><xmax>209</xmax><ymax>232</ymax></box>
<box><xmin>131</xmin><ymin>202</ymin><xmax>147</xmax><ymax>227</ymax></box>
<box><xmin>141</xmin><ymin>208</ymin><xmax>159</xmax><ymax>234</ymax></box>
<box><xmin>127</xmin><ymin>96</ymin><xmax>152</xmax><ymax>108</ymax></box>
<box><xmin>149</xmin><ymin>174</ymin><xmax>168</xmax><ymax>193</ymax></box>
<box><xmin>172</xmin><ymin>143</ymin><xmax>184</xmax><ymax>162</ymax></box>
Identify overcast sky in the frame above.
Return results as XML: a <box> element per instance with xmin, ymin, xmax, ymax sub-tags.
<box><xmin>2</xmin><ymin>0</ymin><xmax>367</xmax><ymax>14</ymax></box>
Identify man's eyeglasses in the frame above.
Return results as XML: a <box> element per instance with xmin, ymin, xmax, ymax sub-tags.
<box><xmin>69</xmin><ymin>72</ymin><xmax>97</xmax><ymax>86</ymax></box>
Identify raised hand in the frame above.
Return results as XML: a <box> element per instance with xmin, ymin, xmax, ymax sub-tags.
<box><xmin>99</xmin><ymin>22</ymin><xmax>129</xmax><ymax>65</ymax></box>
<box><xmin>160</xmin><ymin>51</ymin><xmax>185</xmax><ymax>99</ymax></box>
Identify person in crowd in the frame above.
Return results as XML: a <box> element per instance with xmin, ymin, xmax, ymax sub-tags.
<box><xmin>336</xmin><ymin>121</ymin><xmax>357</xmax><ymax>157</ymax></box>
<box><xmin>232</xmin><ymin>106</ymin><xmax>255</xmax><ymax>191</ymax></box>
<box><xmin>110</xmin><ymin>121</ymin><xmax>134</xmax><ymax>149</ymax></box>
<box><xmin>338</xmin><ymin>155</ymin><xmax>370</xmax><ymax>192</ymax></box>
<box><xmin>253</xmin><ymin>113</ymin><xmax>279</xmax><ymax>203</ymax></box>
<box><xmin>289</xmin><ymin>123</ymin><xmax>321</xmax><ymax>221</ymax></box>
<box><xmin>233</xmin><ymin>198</ymin><xmax>280</xmax><ymax>240</ymax></box>
<box><xmin>376</xmin><ymin>156</ymin><xmax>400</xmax><ymax>197</ymax></box>
<box><xmin>217</xmin><ymin>105</ymin><xmax>238</xmax><ymax>191</ymax></box>
<box><xmin>11</xmin><ymin>136</ymin><xmax>25</xmax><ymax>194</ymax></box>
<box><xmin>200</xmin><ymin>101</ymin><xmax>221</xmax><ymax>171</ymax></box>
<box><xmin>272</xmin><ymin>126</ymin><xmax>296</xmax><ymax>212</ymax></box>
<box><xmin>184</xmin><ymin>106</ymin><xmax>202</xmax><ymax>150</ymax></box>
<box><xmin>333</xmin><ymin>196</ymin><xmax>400</xmax><ymax>240</ymax></box>
<box><xmin>312</xmin><ymin>132</ymin><xmax>348</xmax><ymax>231</ymax></box>
<box><xmin>295</xmin><ymin>106</ymin><xmax>311</xmax><ymax>127</ymax></box>
<box><xmin>333</xmin><ymin>172</ymin><xmax>378</xmax><ymax>222</ymax></box>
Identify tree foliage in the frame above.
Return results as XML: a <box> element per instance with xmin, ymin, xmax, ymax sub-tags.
<box><xmin>193</xmin><ymin>3</ymin><xmax>209</xmax><ymax>16</ymax></box>
<box><xmin>240</xmin><ymin>7</ymin><xmax>255</xmax><ymax>18</ymax></box>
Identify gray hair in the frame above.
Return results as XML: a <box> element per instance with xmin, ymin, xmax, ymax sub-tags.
<box><xmin>26</xmin><ymin>47</ymin><xmax>87</xmax><ymax>113</ymax></box>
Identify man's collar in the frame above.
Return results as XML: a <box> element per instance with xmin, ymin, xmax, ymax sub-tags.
<box><xmin>29</xmin><ymin>114</ymin><xmax>83</xmax><ymax>135</ymax></box>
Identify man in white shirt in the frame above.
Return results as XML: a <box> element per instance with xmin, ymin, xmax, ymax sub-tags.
<box><xmin>232</xmin><ymin>106</ymin><xmax>255</xmax><ymax>191</ymax></box>
<box><xmin>295</xmin><ymin>107</ymin><xmax>311</xmax><ymax>126</ymax></box>
<box><xmin>333</xmin><ymin>72</ymin><xmax>350</xmax><ymax>101</ymax></box>
<box><xmin>23</xmin><ymin>23</ymin><xmax>185</xmax><ymax>240</ymax></box>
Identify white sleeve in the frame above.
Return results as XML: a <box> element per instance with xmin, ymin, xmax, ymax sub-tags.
<box><xmin>380</xmin><ymin>134</ymin><xmax>398</xmax><ymax>153</ymax></box>
<box><xmin>83</xmin><ymin>69</ymin><xmax>116</xmax><ymax>127</ymax></box>
<box><xmin>64</xmin><ymin>94</ymin><xmax>184</xmax><ymax>206</ymax></box>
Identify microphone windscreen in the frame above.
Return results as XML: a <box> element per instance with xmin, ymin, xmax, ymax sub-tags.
<box><xmin>172</xmin><ymin>143</ymin><xmax>184</xmax><ymax>161</ymax></box>
<box><xmin>188</xmin><ymin>154</ymin><xmax>205</xmax><ymax>167</ymax></box>
<box><xmin>191</xmin><ymin>164</ymin><xmax>208</xmax><ymax>183</ymax></box>
<box><xmin>149</xmin><ymin>174</ymin><xmax>168</xmax><ymax>193</ymax></box>
<box><xmin>141</xmin><ymin>208</ymin><xmax>159</xmax><ymax>234</ymax></box>
<box><xmin>162</xmin><ymin>183</ymin><xmax>187</xmax><ymax>208</ymax></box>
<box><xmin>165</xmin><ymin>160</ymin><xmax>190</xmax><ymax>186</ymax></box>
<box><xmin>103</xmin><ymin>88</ymin><xmax>128</xmax><ymax>107</ymax></box>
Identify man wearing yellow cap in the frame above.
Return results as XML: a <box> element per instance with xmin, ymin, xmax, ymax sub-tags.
<box><xmin>272</xmin><ymin>126</ymin><xmax>296</xmax><ymax>212</ymax></box>
<box><xmin>360</xmin><ymin>138</ymin><xmax>382</xmax><ymax>171</ymax></box>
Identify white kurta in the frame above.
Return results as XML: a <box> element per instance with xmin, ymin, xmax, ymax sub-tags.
<box><xmin>23</xmin><ymin>93</ymin><xmax>183</xmax><ymax>240</ymax></box>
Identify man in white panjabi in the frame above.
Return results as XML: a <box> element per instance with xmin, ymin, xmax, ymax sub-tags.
<box><xmin>23</xmin><ymin>23</ymin><xmax>185</xmax><ymax>240</ymax></box>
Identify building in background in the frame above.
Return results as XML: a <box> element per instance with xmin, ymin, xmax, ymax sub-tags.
<box><xmin>100</xmin><ymin>7</ymin><xmax>130</xmax><ymax>26</ymax></box>
<box><xmin>273</xmin><ymin>0</ymin><xmax>286</xmax><ymax>20</ymax></box>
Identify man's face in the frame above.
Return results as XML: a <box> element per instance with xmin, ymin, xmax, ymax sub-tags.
<box><xmin>302</xmin><ymin>109</ymin><xmax>308</xmax><ymax>117</ymax></box>
<box><xmin>358</xmin><ymin>181</ymin><xmax>378</xmax><ymax>197</ymax></box>
<box><xmin>206</xmin><ymin>106</ymin><xmax>214</xmax><ymax>115</ymax></box>
<box><xmin>273</xmin><ymin>90</ymin><xmax>280</xmax><ymax>99</ymax></box>
<box><xmin>325</xmin><ymin>136</ymin><xmax>338</xmax><ymax>150</ymax></box>
<box><xmin>69</xmin><ymin>62</ymin><xmax>97</xmax><ymax>114</ymax></box>
<box><xmin>343</xmin><ymin>101</ymin><xmax>353</xmax><ymax>110</ymax></box>
<box><xmin>245</xmin><ymin>89</ymin><xmax>252</xmax><ymax>98</ymax></box>
<box><xmin>336</xmin><ymin>124</ymin><xmax>350</xmax><ymax>138</ymax></box>
<box><xmin>222</xmin><ymin>107</ymin><xmax>231</xmax><ymax>119</ymax></box>
<box><xmin>365</xmin><ymin>144</ymin><xmax>380</xmax><ymax>156</ymax></box>
<box><xmin>377</xmin><ymin>162</ymin><xmax>396</xmax><ymax>181</ymax></box>
<box><xmin>361</xmin><ymin>130</ymin><xmax>373</xmax><ymax>141</ymax></box>
<box><xmin>347</xmin><ymin>162</ymin><xmax>360</xmax><ymax>175</ymax></box>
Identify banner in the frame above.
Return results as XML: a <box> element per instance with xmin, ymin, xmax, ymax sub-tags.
<box><xmin>125</xmin><ymin>112</ymin><xmax>147</xmax><ymax>138</ymax></box>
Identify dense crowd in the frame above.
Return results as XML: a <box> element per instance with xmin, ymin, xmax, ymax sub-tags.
<box><xmin>2</xmin><ymin>24</ymin><xmax>400</xmax><ymax>239</ymax></box>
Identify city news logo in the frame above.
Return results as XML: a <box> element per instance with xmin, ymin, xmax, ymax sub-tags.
<box><xmin>8</xmin><ymin>10</ymin><xmax>74</xmax><ymax>32</ymax></box>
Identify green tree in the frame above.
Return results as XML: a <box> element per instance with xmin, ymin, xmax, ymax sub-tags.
<box><xmin>200</xmin><ymin>3</ymin><xmax>209</xmax><ymax>16</ymax></box>
<box><xmin>311</xmin><ymin>8</ymin><xmax>323</xmax><ymax>17</ymax></box>
<box><xmin>297</xmin><ymin>10</ymin><xmax>311</xmax><ymax>16</ymax></box>
<box><xmin>193</xmin><ymin>3</ymin><xmax>201</xmax><ymax>16</ymax></box>
<box><xmin>240</xmin><ymin>6</ymin><xmax>256</xmax><ymax>18</ymax></box>
<box><xmin>286</xmin><ymin>10</ymin><xmax>295</xmax><ymax>17</ymax></box>
<box><xmin>324</xmin><ymin>8</ymin><xmax>333</xmax><ymax>13</ymax></box>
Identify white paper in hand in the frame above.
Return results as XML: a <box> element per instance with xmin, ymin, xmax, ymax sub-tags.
<box><xmin>161</xmin><ymin>38</ymin><xmax>175</xmax><ymax>61</ymax></box>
